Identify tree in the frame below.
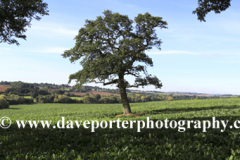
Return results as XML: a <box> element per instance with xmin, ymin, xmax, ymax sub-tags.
<box><xmin>193</xmin><ymin>0</ymin><xmax>231</xmax><ymax>22</ymax></box>
<box><xmin>55</xmin><ymin>90</ymin><xmax>65</xmax><ymax>95</ymax></box>
<box><xmin>62</xmin><ymin>10</ymin><xmax>167</xmax><ymax>114</ymax></box>
<box><xmin>94</xmin><ymin>94</ymin><xmax>101</xmax><ymax>101</ymax></box>
<box><xmin>0</xmin><ymin>0</ymin><xmax>49</xmax><ymax>45</ymax></box>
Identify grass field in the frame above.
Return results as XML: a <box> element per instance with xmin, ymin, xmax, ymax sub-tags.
<box><xmin>70</xmin><ymin>97</ymin><xmax>82</xmax><ymax>100</ymax></box>
<box><xmin>1</xmin><ymin>98</ymin><xmax>240</xmax><ymax>159</ymax></box>
<box><xmin>23</xmin><ymin>96</ymin><xmax>32</xmax><ymax>99</ymax></box>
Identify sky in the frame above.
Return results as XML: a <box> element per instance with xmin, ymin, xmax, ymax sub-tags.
<box><xmin>1</xmin><ymin>0</ymin><xmax>240</xmax><ymax>95</ymax></box>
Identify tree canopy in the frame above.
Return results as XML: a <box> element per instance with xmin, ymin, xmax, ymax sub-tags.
<box><xmin>62</xmin><ymin>10</ymin><xmax>167</xmax><ymax>114</ymax></box>
<box><xmin>193</xmin><ymin>0</ymin><xmax>231</xmax><ymax>21</ymax></box>
<box><xmin>0</xmin><ymin>0</ymin><xmax>49</xmax><ymax>45</ymax></box>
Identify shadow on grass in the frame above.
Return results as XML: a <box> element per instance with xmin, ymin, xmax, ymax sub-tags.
<box><xmin>1</xmin><ymin>114</ymin><xmax>240</xmax><ymax>159</ymax></box>
<box><xmin>151</xmin><ymin>105</ymin><xmax>240</xmax><ymax>114</ymax></box>
<box><xmin>0</xmin><ymin>108</ymin><xmax>19</xmax><ymax>110</ymax></box>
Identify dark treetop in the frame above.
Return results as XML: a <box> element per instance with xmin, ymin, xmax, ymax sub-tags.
<box><xmin>193</xmin><ymin>0</ymin><xmax>231</xmax><ymax>22</ymax></box>
<box><xmin>0</xmin><ymin>0</ymin><xmax>49</xmax><ymax>45</ymax></box>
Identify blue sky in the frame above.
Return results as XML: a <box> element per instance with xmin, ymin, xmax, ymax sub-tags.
<box><xmin>1</xmin><ymin>0</ymin><xmax>240</xmax><ymax>95</ymax></box>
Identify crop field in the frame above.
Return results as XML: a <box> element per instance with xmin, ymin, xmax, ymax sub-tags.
<box><xmin>0</xmin><ymin>85</ymin><xmax>10</xmax><ymax>92</ymax></box>
<box><xmin>1</xmin><ymin>98</ymin><xmax>240</xmax><ymax>159</ymax></box>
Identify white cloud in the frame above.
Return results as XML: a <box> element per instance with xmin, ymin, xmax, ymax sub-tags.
<box><xmin>33</xmin><ymin>26</ymin><xmax>78</xmax><ymax>36</ymax></box>
<box><xmin>36</xmin><ymin>47</ymin><xmax>70</xmax><ymax>54</ymax></box>
<box><xmin>218</xmin><ymin>61</ymin><xmax>240</xmax><ymax>64</ymax></box>
<box><xmin>30</xmin><ymin>22</ymin><xmax>79</xmax><ymax>37</ymax></box>
<box><xmin>0</xmin><ymin>47</ymin><xmax>70</xmax><ymax>54</ymax></box>
<box><xmin>199</xmin><ymin>53</ymin><xmax>222</xmax><ymax>59</ymax></box>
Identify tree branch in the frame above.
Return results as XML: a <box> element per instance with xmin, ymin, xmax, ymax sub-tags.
<box><xmin>125</xmin><ymin>70</ymin><xmax>140</xmax><ymax>77</ymax></box>
<box><xmin>103</xmin><ymin>79</ymin><xmax>119</xmax><ymax>86</ymax></box>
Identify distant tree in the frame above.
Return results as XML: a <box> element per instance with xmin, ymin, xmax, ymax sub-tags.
<box><xmin>63</xmin><ymin>10</ymin><xmax>167</xmax><ymax>114</ymax></box>
<box><xmin>31</xmin><ymin>90</ymin><xmax>39</xmax><ymax>99</ymax></box>
<box><xmin>167</xmin><ymin>96</ymin><xmax>173</xmax><ymax>101</ymax></box>
<box><xmin>94</xmin><ymin>94</ymin><xmax>101</xmax><ymax>101</ymax></box>
<box><xmin>82</xmin><ymin>96</ymin><xmax>97</xmax><ymax>104</ymax></box>
<box><xmin>193</xmin><ymin>0</ymin><xmax>231</xmax><ymax>21</ymax></box>
<box><xmin>55</xmin><ymin>90</ymin><xmax>65</xmax><ymax>95</ymax></box>
<box><xmin>0</xmin><ymin>95</ymin><xmax>9</xmax><ymax>109</ymax></box>
<box><xmin>38</xmin><ymin>90</ymin><xmax>50</xmax><ymax>95</ymax></box>
<box><xmin>99</xmin><ymin>97</ymin><xmax>110</xmax><ymax>104</ymax></box>
<box><xmin>10</xmin><ymin>81</ymin><xmax>35</xmax><ymax>89</ymax></box>
<box><xmin>0</xmin><ymin>0</ymin><xmax>49</xmax><ymax>45</ymax></box>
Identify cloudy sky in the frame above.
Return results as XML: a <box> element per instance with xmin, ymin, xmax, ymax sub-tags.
<box><xmin>1</xmin><ymin>0</ymin><xmax>240</xmax><ymax>95</ymax></box>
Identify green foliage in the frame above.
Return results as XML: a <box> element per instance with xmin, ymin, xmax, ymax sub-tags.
<box><xmin>193</xmin><ymin>0</ymin><xmax>231</xmax><ymax>22</ymax></box>
<box><xmin>99</xmin><ymin>97</ymin><xmax>111</xmax><ymax>104</ymax></box>
<box><xmin>54</xmin><ymin>95</ymin><xmax>76</xmax><ymax>103</ymax></box>
<box><xmin>167</xmin><ymin>96</ymin><xmax>174</xmax><ymax>101</ymax></box>
<box><xmin>5</xmin><ymin>94</ymin><xmax>34</xmax><ymax>105</ymax></box>
<box><xmin>62</xmin><ymin>10</ymin><xmax>168</xmax><ymax>114</ymax></box>
<box><xmin>94</xmin><ymin>94</ymin><xmax>101</xmax><ymax>101</ymax></box>
<box><xmin>35</xmin><ymin>95</ymin><xmax>78</xmax><ymax>103</ymax></box>
<box><xmin>99</xmin><ymin>96</ymin><xmax>120</xmax><ymax>103</ymax></box>
<box><xmin>31</xmin><ymin>90</ymin><xmax>39</xmax><ymax>99</ymax></box>
<box><xmin>37</xmin><ymin>95</ymin><xmax>55</xmax><ymax>103</ymax></box>
<box><xmin>63</xmin><ymin>10</ymin><xmax>166</xmax><ymax>88</ymax></box>
<box><xmin>82</xmin><ymin>96</ymin><xmax>97</xmax><ymax>104</ymax></box>
<box><xmin>5</xmin><ymin>88</ymin><xmax>32</xmax><ymax>96</ymax></box>
<box><xmin>0</xmin><ymin>0</ymin><xmax>49</xmax><ymax>45</ymax></box>
<box><xmin>52</xmin><ymin>90</ymin><xmax>65</xmax><ymax>95</ymax></box>
<box><xmin>10</xmin><ymin>81</ymin><xmax>36</xmax><ymax>89</ymax></box>
<box><xmin>38</xmin><ymin>89</ymin><xmax>50</xmax><ymax>95</ymax></box>
<box><xmin>5</xmin><ymin>82</ymin><xmax>40</xmax><ymax>97</ymax></box>
<box><xmin>0</xmin><ymin>96</ymin><xmax>9</xmax><ymax>109</ymax></box>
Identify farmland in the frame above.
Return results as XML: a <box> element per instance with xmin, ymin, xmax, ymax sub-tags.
<box><xmin>0</xmin><ymin>85</ymin><xmax>10</xmax><ymax>92</ymax></box>
<box><xmin>1</xmin><ymin>98</ymin><xmax>240</xmax><ymax>159</ymax></box>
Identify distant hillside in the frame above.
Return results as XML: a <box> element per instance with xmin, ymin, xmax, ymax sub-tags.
<box><xmin>0</xmin><ymin>85</ymin><xmax>10</xmax><ymax>92</ymax></box>
<box><xmin>0</xmin><ymin>81</ymin><xmax>237</xmax><ymax>97</ymax></box>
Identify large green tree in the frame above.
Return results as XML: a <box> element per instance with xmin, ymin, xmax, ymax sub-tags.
<box><xmin>0</xmin><ymin>0</ymin><xmax>49</xmax><ymax>45</ymax></box>
<box><xmin>62</xmin><ymin>10</ymin><xmax>167</xmax><ymax>114</ymax></box>
<box><xmin>193</xmin><ymin>0</ymin><xmax>231</xmax><ymax>21</ymax></box>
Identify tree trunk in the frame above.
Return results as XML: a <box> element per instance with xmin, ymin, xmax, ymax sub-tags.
<box><xmin>118</xmin><ymin>77</ymin><xmax>131</xmax><ymax>114</ymax></box>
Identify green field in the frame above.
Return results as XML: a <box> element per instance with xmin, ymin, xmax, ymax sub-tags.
<box><xmin>23</xmin><ymin>96</ymin><xmax>32</xmax><ymax>99</ymax></box>
<box><xmin>1</xmin><ymin>98</ymin><xmax>240</xmax><ymax>159</ymax></box>
<box><xmin>70</xmin><ymin>97</ymin><xmax>82</xmax><ymax>100</ymax></box>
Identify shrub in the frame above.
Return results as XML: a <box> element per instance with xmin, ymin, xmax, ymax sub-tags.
<box><xmin>38</xmin><ymin>90</ymin><xmax>50</xmax><ymax>95</ymax></box>
<box><xmin>53</xmin><ymin>90</ymin><xmax>65</xmax><ymax>95</ymax></box>
<box><xmin>99</xmin><ymin>97</ymin><xmax>110</xmax><ymax>103</ymax></box>
<box><xmin>5</xmin><ymin>94</ymin><xmax>34</xmax><ymax>105</ymax></box>
<box><xmin>0</xmin><ymin>97</ymin><xmax>9</xmax><ymax>109</ymax></box>
<box><xmin>82</xmin><ymin>96</ymin><xmax>97</xmax><ymax>104</ymax></box>
<box><xmin>54</xmin><ymin>95</ymin><xmax>76</xmax><ymax>103</ymax></box>
<box><xmin>94</xmin><ymin>94</ymin><xmax>101</xmax><ymax>101</ymax></box>
<box><xmin>31</xmin><ymin>91</ymin><xmax>39</xmax><ymax>99</ymax></box>
<box><xmin>167</xmin><ymin>96</ymin><xmax>174</xmax><ymax>101</ymax></box>
<box><xmin>108</xmin><ymin>96</ymin><xmax>118</xmax><ymax>103</ymax></box>
<box><xmin>36</xmin><ymin>95</ymin><xmax>54</xmax><ymax>103</ymax></box>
